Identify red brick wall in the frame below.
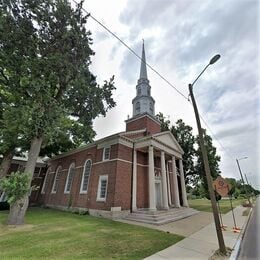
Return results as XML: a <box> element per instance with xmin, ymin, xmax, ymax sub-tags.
<box><xmin>126</xmin><ymin>115</ymin><xmax>161</xmax><ymax>134</ymax></box>
<box><xmin>113</xmin><ymin>160</ymin><xmax>132</xmax><ymax>210</ymax></box>
<box><xmin>40</xmin><ymin>146</ymin><xmax>97</xmax><ymax>209</ymax></box>
<box><xmin>137</xmin><ymin>165</ymin><xmax>149</xmax><ymax>208</ymax></box>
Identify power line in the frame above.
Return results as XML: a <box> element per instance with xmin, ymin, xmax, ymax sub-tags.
<box><xmin>71</xmin><ymin>0</ymin><xmax>188</xmax><ymax>101</ymax></box>
<box><xmin>199</xmin><ymin>114</ymin><xmax>235</xmax><ymax>160</ymax></box>
<box><xmin>72</xmin><ymin>0</ymin><xmax>236</xmax><ymax>160</ymax></box>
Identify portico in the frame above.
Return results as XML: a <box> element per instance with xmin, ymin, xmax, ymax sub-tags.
<box><xmin>131</xmin><ymin>131</ymin><xmax>188</xmax><ymax>212</ymax></box>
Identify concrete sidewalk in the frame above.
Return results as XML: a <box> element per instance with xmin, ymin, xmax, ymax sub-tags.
<box><xmin>144</xmin><ymin>206</ymin><xmax>250</xmax><ymax>260</ymax></box>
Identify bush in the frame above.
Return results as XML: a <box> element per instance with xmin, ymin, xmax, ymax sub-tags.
<box><xmin>0</xmin><ymin>172</ymin><xmax>30</xmax><ymax>205</ymax></box>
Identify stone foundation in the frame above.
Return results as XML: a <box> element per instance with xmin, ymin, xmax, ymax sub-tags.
<box><xmin>44</xmin><ymin>204</ymin><xmax>130</xmax><ymax>219</ymax></box>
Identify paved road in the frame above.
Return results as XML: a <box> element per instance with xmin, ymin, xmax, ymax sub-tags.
<box><xmin>238</xmin><ymin>197</ymin><xmax>260</xmax><ymax>260</ymax></box>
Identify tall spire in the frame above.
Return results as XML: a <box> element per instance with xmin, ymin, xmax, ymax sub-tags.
<box><xmin>131</xmin><ymin>42</ymin><xmax>155</xmax><ymax>117</ymax></box>
<box><xmin>139</xmin><ymin>40</ymin><xmax>148</xmax><ymax>80</ymax></box>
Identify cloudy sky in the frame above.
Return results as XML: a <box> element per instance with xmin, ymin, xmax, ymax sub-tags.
<box><xmin>79</xmin><ymin>0</ymin><xmax>259</xmax><ymax>188</ymax></box>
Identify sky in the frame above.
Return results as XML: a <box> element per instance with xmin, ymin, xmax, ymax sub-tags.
<box><xmin>79</xmin><ymin>0</ymin><xmax>259</xmax><ymax>189</ymax></box>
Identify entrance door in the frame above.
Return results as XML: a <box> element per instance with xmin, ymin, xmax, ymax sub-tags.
<box><xmin>155</xmin><ymin>182</ymin><xmax>162</xmax><ymax>209</ymax></box>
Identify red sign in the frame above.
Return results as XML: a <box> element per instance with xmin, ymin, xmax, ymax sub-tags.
<box><xmin>213</xmin><ymin>176</ymin><xmax>231</xmax><ymax>197</ymax></box>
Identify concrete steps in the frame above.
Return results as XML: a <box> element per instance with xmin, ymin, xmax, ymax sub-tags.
<box><xmin>124</xmin><ymin>207</ymin><xmax>199</xmax><ymax>225</ymax></box>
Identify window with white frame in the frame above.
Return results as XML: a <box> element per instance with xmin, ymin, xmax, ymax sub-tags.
<box><xmin>97</xmin><ymin>175</ymin><xmax>108</xmax><ymax>201</ymax></box>
<box><xmin>64</xmin><ymin>163</ymin><xmax>75</xmax><ymax>193</ymax></box>
<box><xmin>80</xmin><ymin>159</ymin><xmax>92</xmax><ymax>193</ymax></box>
<box><xmin>41</xmin><ymin>168</ymin><xmax>51</xmax><ymax>194</ymax></box>
<box><xmin>51</xmin><ymin>166</ymin><xmax>62</xmax><ymax>193</ymax></box>
<box><xmin>103</xmin><ymin>147</ymin><xmax>110</xmax><ymax>161</ymax></box>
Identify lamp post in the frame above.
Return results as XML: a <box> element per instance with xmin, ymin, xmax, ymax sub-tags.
<box><xmin>189</xmin><ymin>54</ymin><xmax>227</xmax><ymax>254</ymax></box>
<box><xmin>236</xmin><ymin>157</ymin><xmax>251</xmax><ymax>204</ymax></box>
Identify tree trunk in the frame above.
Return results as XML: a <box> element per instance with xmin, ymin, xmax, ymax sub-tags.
<box><xmin>7</xmin><ymin>197</ymin><xmax>29</xmax><ymax>225</ymax></box>
<box><xmin>0</xmin><ymin>150</ymin><xmax>15</xmax><ymax>179</ymax></box>
<box><xmin>7</xmin><ymin>136</ymin><xmax>43</xmax><ymax>225</ymax></box>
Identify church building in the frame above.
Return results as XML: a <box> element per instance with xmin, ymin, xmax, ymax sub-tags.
<box><xmin>39</xmin><ymin>44</ymin><xmax>190</xmax><ymax>220</ymax></box>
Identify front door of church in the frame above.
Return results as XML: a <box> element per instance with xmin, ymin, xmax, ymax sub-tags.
<box><xmin>155</xmin><ymin>182</ymin><xmax>162</xmax><ymax>209</ymax></box>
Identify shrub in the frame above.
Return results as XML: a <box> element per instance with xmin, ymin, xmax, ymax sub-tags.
<box><xmin>0</xmin><ymin>172</ymin><xmax>30</xmax><ymax>205</ymax></box>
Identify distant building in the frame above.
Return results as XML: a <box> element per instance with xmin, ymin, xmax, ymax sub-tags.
<box><xmin>38</xmin><ymin>44</ymin><xmax>189</xmax><ymax>219</ymax></box>
<box><xmin>0</xmin><ymin>156</ymin><xmax>47</xmax><ymax>205</ymax></box>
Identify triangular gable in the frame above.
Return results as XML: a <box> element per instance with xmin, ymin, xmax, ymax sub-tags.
<box><xmin>152</xmin><ymin>131</ymin><xmax>184</xmax><ymax>154</ymax></box>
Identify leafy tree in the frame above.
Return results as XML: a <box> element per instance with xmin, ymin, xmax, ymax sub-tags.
<box><xmin>171</xmin><ymin>119</ymin><xmax>196</xmax><ymax>185</ymax></box>
<box><xmin>195</xmin><ymin>129</ymin><xmax>221</xmax><ymax>199</ymax></box>
<box><xmin>156</xmin><ymin>112</ymin><xmax>170</xmax><ymax>131</ymax></box>
<box><xmin>156</xmin><ymin>113</ymin><xmax>196</xmax><ymax>185</ymax></box>
<box><xmin>0</xmin><ymin>172</ymin><xmax>30</xmax><ymax>224</ymax></box>
<box><xmin>0</xmin><ymin>0</ymin><xmax>116</xmax><ymax>224</ymax></box>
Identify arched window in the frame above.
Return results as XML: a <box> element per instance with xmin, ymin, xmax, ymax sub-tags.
<box><xmin>80</xmin><ymin>160</ymin><xmax>92</xmax><ymax>193</ymax></box>
<box><xmin>41</xmin><ymin>167</ymin><xmax>51</xmax><ymax>194</ymax></box>
<box><xmin>138</xmin><ymin>87</ymin><xmax>141</xmax><ymax>95</ymax></box>
<box><xmin>136</xmin><ymin>102</ymin><xmax>140</xmax><ymax>113</ymax></box>
<box><xmin>51</xmin><ymin>166</ymin><xmax>62</xmax><ymax>193</ymax></box>
<box><xmin>64</xmin><ymin>163</ymin><xmax>75</xmax><ymax>193</ymax></box>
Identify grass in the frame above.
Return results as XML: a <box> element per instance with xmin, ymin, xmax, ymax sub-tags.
<box><xmin>0</xmin><ymin>208</ymin><xmax>183</xmax><ymax>259</ymax></box>
<box><xmin>188</xmin><ymin>198</ymin><xmax>244</xmax><ymax>214</ymax></box>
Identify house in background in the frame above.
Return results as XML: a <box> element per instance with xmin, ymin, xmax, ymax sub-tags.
<box><xmin>0</xmin><ymin>156</ymin><xmax>47</xmax><ymax>205</ymax></box>
<box><xmin>37</xmin><ymin>44</ymin><xmax>195</xmax><ymax>222</ymax></box>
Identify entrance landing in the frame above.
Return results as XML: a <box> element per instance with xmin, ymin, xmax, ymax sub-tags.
<box><xmin>124</xmin><ymin>207</ymin><xmax>199</xmax><ymax>225</ymax></box>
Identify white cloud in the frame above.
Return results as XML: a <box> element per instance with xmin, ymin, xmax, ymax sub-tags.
<box><xmin>81</xmin><ymin>0</ymin><xmax>259</xmax><ymax>189</ymax></box>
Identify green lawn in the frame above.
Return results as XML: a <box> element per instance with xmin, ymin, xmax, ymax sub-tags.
<box><xmin>0</xmin><ymin>208</ymin><xmax>183</xmax><ymax>259</ymax></box>
<box><xmin>188</xmin><ymin>198</ymin><xmax>244</xmax><ymax>213</ymax></box>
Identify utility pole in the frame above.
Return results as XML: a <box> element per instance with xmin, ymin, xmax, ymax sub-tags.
<box><xmin>236</xmin><ymin>158</ymin><xmax>251</xmax><ymax>205</ymax></box>
<box><xmin>188</xmin><ymin>54</ymin><xmax>226</xmax><ymax>254</ymax></box>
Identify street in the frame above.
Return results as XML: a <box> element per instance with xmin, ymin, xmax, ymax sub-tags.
<box><xmin>238</xmin><ymin>197</ymin><xmax>260</xmax><ymax>259</ymax></box>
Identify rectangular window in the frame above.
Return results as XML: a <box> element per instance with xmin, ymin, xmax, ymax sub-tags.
<box><xmin>97</xmin><ymin>175</ymin><xmax>108</xmax><ymax>201</ymax></box>
<box><xmin>103</xmin><ymin>147</ymin><xmax>110</xmax><ymax>161</ymax></box>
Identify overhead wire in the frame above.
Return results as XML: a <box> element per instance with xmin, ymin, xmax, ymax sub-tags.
<box><xmin>71</xmin><ymin>0</ymin><xmax>188</xmax><ymax>100</ymax></box>
<box><xmin>71</xmin><ymin>0</ymin><xmax>236</xmax><ymax>160</ymax></box>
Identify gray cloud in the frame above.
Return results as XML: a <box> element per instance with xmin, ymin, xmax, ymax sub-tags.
<box><xmin>118</xmin><ymin>0</ymin><xmax>259</xmax><ymax>186</ymax></box>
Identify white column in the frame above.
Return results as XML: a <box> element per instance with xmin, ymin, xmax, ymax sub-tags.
<box><xmin>148</xmin><ymin>146</ymin><xmax>156</xmax><ymax>210</ymax></box>
<box><xmin>132</xmin><ymin>148</ymin><xmax>137</xmax><ymax>211</ymax></box>
<box><xmin>172</xmin><ymin>156</ymin><xmax>180</xmax><ymax>207</ymax></box>
<box><xmin>166</xmin><ymin>161</ymin><xmax>172</xmax><ymax>206</ymax></box>
<box><xmin>179</xmin><ymin>159</ymin><xmax>189</xmax><ymax>207</ymax></box>
<box><xmin>161</xmin><ymin>151</ymin><xmax>169</xmax><ymax>209</ymax></box>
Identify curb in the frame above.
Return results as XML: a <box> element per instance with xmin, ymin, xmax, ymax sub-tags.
<box><xmin>229</xmin><ymin>206</ymin><xmax>253</xmax><ymax>260</ymax></box>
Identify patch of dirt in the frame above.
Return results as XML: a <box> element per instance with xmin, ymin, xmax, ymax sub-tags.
<box><xmin>209</xmin><ymin>247</ymin><xmax>232</xmax><ymax>260</ymax></box>
<box><xmin>0</xmin><ymin>224</ymin><xmax>34</xmax><ymax>236</ymax></box>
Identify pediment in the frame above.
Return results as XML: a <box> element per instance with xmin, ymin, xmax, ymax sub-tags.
<box><xmin>152</xmin><ymin>131</ymin><xmax>184</xmax><ymax>154</ymax></box>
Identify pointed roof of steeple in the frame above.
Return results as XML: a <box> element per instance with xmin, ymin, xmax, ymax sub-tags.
<box><xmin>139</xmin><ymin>40</ymin><xmax>148</xmax><ymax>80</ymax></box>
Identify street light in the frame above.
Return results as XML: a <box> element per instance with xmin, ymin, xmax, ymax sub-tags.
<box><xmin>188</xmin><ymin>54</ymin><xmax>227</xmax><ymax>254</ymax></box>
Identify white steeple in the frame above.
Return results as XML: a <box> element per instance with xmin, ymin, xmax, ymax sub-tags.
<box><xmin>139</xmin><ymin>41</ymin><xmax>148</xmax><ymax>80</ymax></box>
<box><xmin>132</xmin><ymin>42</ymin><xmax>155</xmax><ymax>117</ymax></box>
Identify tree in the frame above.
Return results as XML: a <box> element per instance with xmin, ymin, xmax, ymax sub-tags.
<box><xmin>171</xmin><ymin>119</ymin><xmax>196</xmax><ymax>185</ymax></box>
<box><xmin>0</xmin><ymin>0</ymin><xmax>116</xmax><ymax>224</ymax></box>
<box><xmin>156</xmin><ymin>112</ymin><xmax>170</xmax><ymax>131</ymax></box>
<box><xmin>0</xmin><ymin>172</ymin><xmax>30</xmax><ymax>224</ymax></box>
<box><xmin>195</xmin><ymin>129</ymin><xmax>221</xmax><ymax>199</ymax></box>
<box><xmin>156</xmin><ymin>113</ymin><xmax>196</xmax><ymax>185</ymax></box>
